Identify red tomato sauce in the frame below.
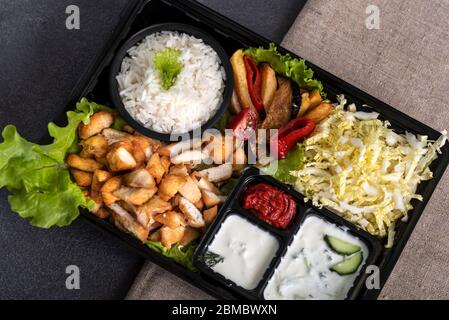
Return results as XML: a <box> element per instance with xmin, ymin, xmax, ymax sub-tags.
<box><xmin>242</xmin><ymin>183</ymin><xmax>297</xmax><ymax>229</ymax></box>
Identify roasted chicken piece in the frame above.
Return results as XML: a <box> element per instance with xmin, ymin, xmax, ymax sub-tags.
<box><xmin>102</xmin><ymin>128</ymin><xmax>131</xmax><ymax>145</ymax></box>
<box><xmin>201</xmin><ymin>189</ymin><xmax>225</xmax><ymax>208</ymax></box>
<box><xmin>171</xmin><ymin>150</ymin><xmax>208</xmax><ymax>165</ymax></box>
<box><xmin>169</xmin><ymin>164</ymin><xmax>189</xmax><ymax>177</ymax></box>
<box><xmin>106</xmin><ymin>142</ymin><xmax>137</xmax><ymax>172</ymax></box>
<box><xmin>80</xmin><ymin>135</ymin><xmax>108</xmax><ymax>158</ymax></box>
<box><xmin>179</xmin><ymin>197</ymin><xmax>205</xmax><ymax>228</ymax></box>
<box><xmin>232</xmin><ymin>147</ymin><xmax>247</xmax><ymax>172</ymax></box>
<box><xmin>123</xmin><ymin>168</ymin><xmax>156</xmax><ymax>189</ymax></box>
<box><xmin>157</xmin><ymin>138</ymin><xmax>203</xmax><ymax>158</ymax></box>
<box><xmin>203</xmin><ymin>206</ymin><xmax>218</xmax><ymax>226</ymax></box>
<box><xmin>131</xmin><ymin>135</ymin><xmax>154</xmax><ymax>160</ymax></box>
<box><xmin>91</xmin><ymin>169</ymin><xmax>112</xmax><ymax>192</ymax></box>
<box><xmin>108</xmin><ymin>203</ymin><xmax>149</xmax><ymax>242</ymax></box>
<box><xmin>79</xmin><ymin>111</ymin><xmax>114</xmax><ymax>140</ymax></box>
<box><xmin>146</xmin><ymin>153</ymin><xmax>166</xmax><ymax>183</ymax></box>
<box><xmin>95</xmin><ymin>207</ymin><xmax>111</xmax><ymax>219</ymax></box>
<box><xmin>70</xmin><ymin>169</ymin><xmax>93</xmax><ymax>187</ymax></box>
<box><xmin>113</xmin><ymin>186</ymin><xmax>157</xmax><ymax>206</ymax></box>
<box><xmin>297</xmin><ymin>89</ymin><xmax>323</xmax><ymax>117</ymax></box>
<box><xmin>179</xmin><ymin>227</ymin><xmax>200</xmax><ymax>246</ymax></box>
<box><xmin>67</xmin><ymin>154</ymin><xmax>103</xmax><ymax>172</ymax></box>
<box><xmin>198</xmin><ymin>164</ymin><xmax>233</xmax><ymax>183</ymax></box>
<box><xmin>100</xmin><ymin>176</ymin><xmax>122</xmax><ymax>206</ymax></box>
<box><xmin>178</xmin><ymin>176</ymin><xmax>202</xmax><ymax>204</ymax></box>
<box><xmin>157</xmin><ymin>175</ymin><xmax>187</xmax><ymax>202</ymax></box>
<box><xmin>190</xmin><ymin>172</ymin><xmax>221</xmax><ymax>195</ymax></box>
<box><xmin>154</xmin><ymin>211</ymin><xmax>186</xmax><ymax>229</ymax></box>
<box><xmin>160</xmin><ymin>226</ymin><xmax>185</xmax><ymax>249</ymax></box>
<box><xmin>135</xmin><ymin>195</ymin><xmax>172</xmax><ymax>228</ymax></box>
<box><xmin>206</xmin><ymin>135</ymin><xmax>235</xmax><ymax>164</ymax></box>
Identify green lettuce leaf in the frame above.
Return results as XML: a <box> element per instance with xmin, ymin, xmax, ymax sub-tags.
<box><xmin>146</xmin><ymin>241</ymin><xmax>198</xmax><ymax>272</ymax></box>
<box><xmin>263</xmin><ymin>143</ymin><xmax>305</xmax><ymax>184</ymax></box>
<box><xmin>244</xmin><ymin>43</ymin><xmax>325</xmax><ymax>98</ymax></box>
<box><xmin>0</xmin><ymin>99</ymin><xmax>112</xmax><ymax>228</ymax></box>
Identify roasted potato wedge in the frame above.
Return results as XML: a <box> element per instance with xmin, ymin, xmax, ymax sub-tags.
<box><xmin>79</xmin><ymin>111</ymin><xmax>114</xmax><ymax>140</ymax></box>
<box><xmin>230</xmin><ymin>49</ymin><xmax>253</xmax><ymax>109</ymax></box>
<box><xmin>260</xmin><ymin>63</ymin><xmax>277</xmax><ymax>109</ymax></box>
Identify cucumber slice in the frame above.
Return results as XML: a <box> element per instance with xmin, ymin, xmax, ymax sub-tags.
<box><xmin>330</xmin><ymin>252</ymin><xmax>363</xmax><ymax>276</ymax></box>
<box><xmin>324</xmin><ymin>235</ymin><xmax>361</xmax><ymax>255</ymax></box>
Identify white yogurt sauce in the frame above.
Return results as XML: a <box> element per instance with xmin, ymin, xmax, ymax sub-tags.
<box><xmin>264</xmin><ymin>216</ymin><xmax>368</xmax><ymax>300</ymax></box>
<box><xmin>208</xmin><ymin>215</ymin><xmax>279</xmax><ymax>290</ymax></box>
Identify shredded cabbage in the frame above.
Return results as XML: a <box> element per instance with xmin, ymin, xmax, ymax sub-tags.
<box><xmin>292</xmin><ymin>95</ymin><xmax>447</xmax><ymax>247</ymax></box>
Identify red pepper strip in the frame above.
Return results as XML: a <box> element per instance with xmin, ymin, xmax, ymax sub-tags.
<box><xmin>243</xmin><ymin>56</ymin><xmax>264</xmax><ymax>114</ymax></box>
<box><xmin>270</xmin><ymin>118</ymin><xmax>315</xmax><ymax>160</ymax></box>
<box><xmin>228</xmin><ymin>108</ymin><xmax>258</xmax><ymax>141</ymax></box>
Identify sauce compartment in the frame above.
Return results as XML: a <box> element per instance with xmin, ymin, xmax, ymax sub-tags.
<box><xmin>193</xmin><ymin>210</ymin><xmax>284</xmax><ymax>299</ymax></box>
<box><xmin>195</xmin><ymin>167</ymin><xmax>382</xmax><ymax>299</ymax></box>
<box><xmin>261</xmin><ymin>209</ymin><xmax>382</xmax><ymax>300</ymax></box>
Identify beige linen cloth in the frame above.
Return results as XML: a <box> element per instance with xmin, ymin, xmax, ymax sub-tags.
<box><xmin>127</xmin><ymin>0</ymin><xmax>449</xmax><ymax>300</ymax></box>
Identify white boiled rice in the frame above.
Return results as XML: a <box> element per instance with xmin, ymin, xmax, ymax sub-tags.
<box><xmin>116</xmin><ymin>31</ymin><xmax>225</xmax><ymax>134</ymax></box>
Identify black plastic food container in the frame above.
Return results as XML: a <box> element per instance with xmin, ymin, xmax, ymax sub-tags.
<box><xmin>193</xmin><ymin>167</ymin><xmax>383</xmax><ymax>300</ymax></box>
<box><xmin>63</xmin><ymin>0</ymin><xmax>449</xmax><ymax>299</ymax></box>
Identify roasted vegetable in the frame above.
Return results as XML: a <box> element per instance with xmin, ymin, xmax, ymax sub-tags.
<box><xmin>260</xmin><ymin>63</ymin><xmax>277</xmax><ymax>109</ymax></box>
<box><xmin>304</xmin><ymin>103</ymin><xmax>334</xmax><ymax>124</ymax></box>
<box><xmin>230</xmin><ymin>49</ymin><xmax>254</xmax><ymax>109</ymax></box>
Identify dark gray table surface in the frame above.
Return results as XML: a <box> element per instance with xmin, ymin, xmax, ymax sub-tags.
<box><xmin>0</xmin><ymin>0</ymin><xmax>306</xmax><ymax>299</ymax></box>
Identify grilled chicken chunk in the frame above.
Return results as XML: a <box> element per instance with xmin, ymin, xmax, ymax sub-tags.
<box><xmin>157</xmin><ymin>175</ymin><xmax>187</xmax><ymax>202</ymax></box>
<box><xmin>160</xmin><ymin>225</ymin><xmax>185</xmax><ymax>249</ymax></box>
<box><xmin>147</xmin><ymin>153</ymin><xmax>166</xmax><ymax>183</ymax></box>
<box><xmin>158</xmin><ymin>138</ymin><xmax>203</xmax><ymax>158</ymax></box>
<box><xmin>102</xmin><ymin>128</ymin><xmax>132</xmax><ymax>145</ymax></box>
<box><xmin>203</xmin><ymin>206</ymin><xmax>218</xmax><ymax>226</ymax></box>
<box><xmin>100</xmin><ymin>176</ymin><xmax>122</xmax><ymax>205</ymax></box>
<box><xmin>198</xmin><ymin>164</ymin><xmax>233</xmax><ymax>183</ymax></box>
<box><xmin>154</xmin><ymin>211</ymin><xmax>186</xmax><ymax>229</ymax></box>
<box><xmin>179</xmin><ymin>196</ymin><xmax>205</xmax><ymax>228</ymax></box>
<box><xmin>67</xmin><ymin>154</ymin><xmax>103</xmax><ymax>172</ymax></box>
<box><xmin>80</xmin><ymin>135</ymin><xmax>108</xmax><ymax>158</ymax></box>
<box><xmin>106</xmin><ymin>143</ymin><xmax>137</xmax><ymax>172</ymax></box>
<box><xmin>179</xmin><ymin>227</ymin><xmax>200</xmax><ymax>246</ymax></box>
<box><xmin>178</xmin><ymin>176</ymin><xmax>202</xmax><ymax>204</ymax></box>
<box><xmin>135</xmin><ymin>195</ymin><xmax>172</xmax><ymax>228</ymax></box>
<box><xmin>108</xmin><ymin>203</ymin><xmax>149</xmax><ymax>242</ymax></box>
<box><xmin>123</xmin><ymin>169</ymin><xmax>156</xmax><ymax>189</ymax></box>
<box><xmin>113</xmin><ymin>186</ymin><xmax>157</xmax><ymax>206</ymax></box>
<box><xmin>201</xmin><ymin>189</ymin><xmax>225</xmax><ymax>208</ymax></box>
<box><xmin>79</xmin><ymin>111</ymin><xmax>114</xmax><ymax>139</ymax></box>
<box><xmin>70</xmin><ymin>169</ymin><xmax>93</xmax><ymax>187</ymax></box>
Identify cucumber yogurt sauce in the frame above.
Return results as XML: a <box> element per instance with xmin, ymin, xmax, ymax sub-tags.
<box><xmin>264</xmin><ymin>215</ymin><xmax>369</xmax><ymax>300</ymax></box>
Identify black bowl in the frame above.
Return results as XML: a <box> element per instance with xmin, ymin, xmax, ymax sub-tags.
<box><xmin>109</xmin><ymin>23</ymin><xmax>233</xmax><ymax>142</ymax></box>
